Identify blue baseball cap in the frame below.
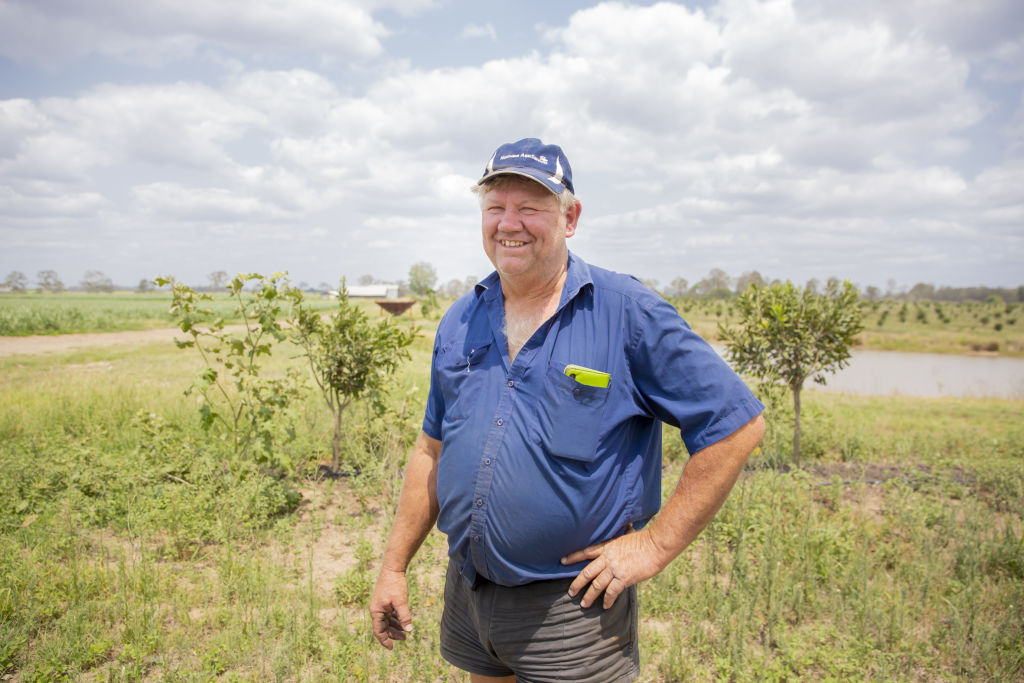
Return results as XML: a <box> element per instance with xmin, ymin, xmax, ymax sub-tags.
<box><xmin>477</xmin><ymin>138</ymin><xmax>574</xmax><ymax>195</ymax></box>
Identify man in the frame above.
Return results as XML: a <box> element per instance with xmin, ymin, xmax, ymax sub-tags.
<box><xmin>370</xmin><ymin>138</ymin><xmax>765</xmax><ymax>682</ymax></box>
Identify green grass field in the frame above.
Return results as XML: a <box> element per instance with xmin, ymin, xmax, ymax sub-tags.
<box><xmin>0</xmin><ymin>292</ymin><xmax>343</xmax><ymax>337</ymax></box>
<box><xmin>672</xmin><ymin>297</ymin><xmax>1024</xmax><ymax>357</ymax></box>
<box><xmin>3</xmin><ymin>292</ymin><xmax>1023</xmax><ymax>356</ymax></box>
<box><xmin>1</xmin><ymin>309</ymin><xmax>1021</xmax><ymax>681</ymax></box>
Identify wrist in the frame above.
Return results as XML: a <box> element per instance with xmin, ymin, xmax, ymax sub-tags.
<box><xmin>380</xmin><ymin>561</ymin><xmax>408</xmax><ymax>574</ymax></box>
<box><xmin>643</xmin><ymin>522</ymin><xmax>681</xmax><ymax>568</ymax></box>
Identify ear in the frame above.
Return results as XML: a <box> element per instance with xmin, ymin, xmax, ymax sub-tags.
<box><xmin>563</xmin><ymin>199</ymin><xmax>582</xmax><ymax>238</ymax></box>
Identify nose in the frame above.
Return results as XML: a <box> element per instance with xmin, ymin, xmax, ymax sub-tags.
<box><xmin>497</xmin><ymin>207</ymin><xmax>522</xmax><ymax>232</ymax></box>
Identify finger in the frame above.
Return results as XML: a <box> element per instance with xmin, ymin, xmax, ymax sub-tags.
<box><xmin>580</xmin><ymin>567</ymin><xmax>616</xmax><ymax>609</ymax></box>
<box><xmin>372</xmin><ymin>613</ymin><xmax>396</xmax><ymax>650</ymax></box>
<box><xmin>602</xmin><ymin>577</ymin><xmax>626</xmax><ymax>610</ymax></box>
<box><xmin>567</xmin><ymin>557</ymin><xmax>605</xmax><ymax>597</ymax></box>
<box><xmin>385</xmin><ymin>612</ymin><xmax>410</xmax><ymax>641</ymax></box>
<box><xmin>561</xmin><ymin>541</ymin><xmax>605</xmax><ymax>566</ymax></box>
<box><xmin>394</xmin><ymin>600</ymin><xmax>414</xmax><ymax>634</ymax></box>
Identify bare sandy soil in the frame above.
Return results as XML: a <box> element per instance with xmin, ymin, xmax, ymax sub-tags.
<box><xmin>0</xmin><ymin>322</ymin><xmax>433</xmax><ymax>359</ymax></box>
<box><xmin>0</xmin><ymin>328</ymin><xmax>193</xmax><ymax>358</ymax></box>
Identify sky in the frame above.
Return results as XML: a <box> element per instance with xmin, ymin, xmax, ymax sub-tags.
<box><xmin>1</xmin><ymin>0</ymin><xmax>1022</xmax><ymax>292</ymax></box>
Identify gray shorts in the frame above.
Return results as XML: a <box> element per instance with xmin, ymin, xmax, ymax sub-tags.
<box><xmin>439</xmin><ymin>561</ymin><xmax>639</xmax><ymax>682</ymax></box>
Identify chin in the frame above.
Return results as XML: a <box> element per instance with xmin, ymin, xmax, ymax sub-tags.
<box><xmin>494</xmin><ymin>254</ymin><xmax>528</xmax><ymax>273</ymax></box>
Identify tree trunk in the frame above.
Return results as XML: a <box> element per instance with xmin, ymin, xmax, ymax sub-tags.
<box><xmin>792</xmin><ymin>382</ymin><xmax>802</xmax><ymax>464</ymax></box>
<box><xmin>331</xmin><ymin>405</ymin><xmax>343</xmax><ymax>472</ymax></box>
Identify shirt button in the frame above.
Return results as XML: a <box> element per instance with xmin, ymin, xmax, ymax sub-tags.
<box><xmin>496</xmin><ymin>418</ymin><xmax>503</xmax><ymax>426</ymax></box>
<box><xmin>484</xmin><ymin>458</ymin><xmax>491</xmax><ymax>465</ymax></box>
<box><xmin>573</xmin><ymin>388</ymin><xmax>581</xmax><ymax>396</ymax></box>
<box><xmin>473</xmin><ymin>535</ymin><xmax>481</xmax><ymax>543</ymax></box>
<box><xmin>507</xmin><ymin>379</ymin><xmax>514</xmax><ymax>388</ymax></box>
<box><xmin>475</xmin><ymin>498</ymin><xmax>484</xmax><ymax>507</ymax></box>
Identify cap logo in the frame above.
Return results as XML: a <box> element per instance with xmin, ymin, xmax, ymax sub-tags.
<box><xmin>498</xmin><ymin>152</ymin><xmax>548</xmax><ymax>165</ymax></box>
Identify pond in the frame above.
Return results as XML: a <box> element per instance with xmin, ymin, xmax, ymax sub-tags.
<box><xmin>713</xmin><ymin>346</ymin><xmax>1024</xmax><ymax>399</ymax></box>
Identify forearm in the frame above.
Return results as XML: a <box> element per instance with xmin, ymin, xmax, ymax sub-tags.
<box><xmin>380</xmin><ymin>431</ymin><xmax>442</xmax><ymax>573</ymax></box>
<box><xmin>647</xmin><ymin>414</ymin><xmax>765</xmax><ymax>563</ymax></box>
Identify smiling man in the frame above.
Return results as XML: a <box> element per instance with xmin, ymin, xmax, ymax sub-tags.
<box><xmin>369</xmin><ymin>138</ymin><xmax>765</xmax><ymax>682</ymax></box>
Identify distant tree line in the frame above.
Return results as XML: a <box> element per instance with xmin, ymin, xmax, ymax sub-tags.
<box><xmin>642</xmin><ymin>269</ymin><xmax>1023</xmax><ymax>304</ymax></box>
<box><xmin>1</xmin><ymin>269</ymin><xmax>116</xmax><ymax>293</ymax></box>
<box><xmin>4</xmin><ymin>265</ymin><xmax>1020</xmax><ymax>303</ymax></box>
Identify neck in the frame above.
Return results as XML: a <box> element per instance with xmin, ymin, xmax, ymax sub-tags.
<box><xmin>501</xmin><ymin>259</ymin><xmax>568</xmax><ymax>362</ymax></box>
<box><xmin>499</xmin><ymin>256</ymin><xmax>569</xmax><ymax>307</ymax></box>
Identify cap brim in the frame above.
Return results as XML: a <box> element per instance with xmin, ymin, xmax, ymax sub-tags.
<box><xmin>477</xmin><ymin>168</ymin><xmax>564</xmax><ymax>195</ymax></box>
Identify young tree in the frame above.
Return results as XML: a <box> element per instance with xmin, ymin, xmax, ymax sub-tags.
<box><xmin>81</xmin><ymin>270</ymin><xmax>114</xmax><ymax>293</ymax></box>
<box><xmin>158</xmin><ymin>273</ymin><xmax>307</xmax><ymax>470</ymax></box>
<box><xmin>719</xmin><ymin>279</ymin><xmax>863</xmax><ymax>463</ymax></box>
<box><xmin>693</xmin><ymin>268</ymin><xmax>732</xmax><ymax>298</ymax></box>
<box><xmin>291</xmin><ymin>285</ymin><xmax>417</xmax><ymax>472</ymax></box>
<box><xmin>3</xmin><ymin>271</ymin><xmax>28</xmax><ymax>292</ymax></box>
<box><xmin>440</xmin><ymin>278</ymin><xmax>464</xmax><ymax>299</ymax></box>
<box><xmin>36</xmin><ymin>270</ymin><xmax>64</xmax><ymax>293</ymax></box>
<box><xmin>734</xmin><ymin>270</ymin><xmax>766</xmax><ymax>293</ymax></box>
<box><xmin>208</xmin><ymin>270</ymin><xmax>229</xmax><ymax>291</ymax></box>
<box><xmin>665</xmin><ymin>277</ymin><xmax>690</xmax><ymax>298</ymax></box>
<box><xmin>407</xmin><ymin>261</ymin><xmax>437</xmax><ymax>296</ymax></box>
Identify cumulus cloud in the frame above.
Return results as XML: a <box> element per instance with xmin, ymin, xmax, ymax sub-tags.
<box><xmin>0</xmin><ymin>0</ymin><xmax>1020</xmax><ymax>287</ymax></box>
<box><xmin>0</xmin><ymin>0</ymin><xmax>390</xmax><ymax>66</ymax></box>
<box><xmin>460</xmin><ymin>23</ymin><xmax>497</xmax><ymax>41</ymax></box>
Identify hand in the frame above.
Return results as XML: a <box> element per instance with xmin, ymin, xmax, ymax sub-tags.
<box><xmin>561</xmin><ymin>528</ymin><xmax>669</xmax><ymax>609</ymax></box>
<box><xmin>369</xmin><ymin>567</ymin><xmax>414</xmax><ymax>650</ymax></box>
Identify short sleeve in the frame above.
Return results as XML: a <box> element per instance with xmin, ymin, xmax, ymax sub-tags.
<box><xmin>421</xmin><ymin>333</ymin><xmax>445</xmax><ymax>441</ymax></box>
<box><xmin>629</xmin><ymin>296</ymin><xmax>764</xmax><ymax>455</ymax></box>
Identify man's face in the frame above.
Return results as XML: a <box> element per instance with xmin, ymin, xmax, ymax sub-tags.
<box><xmin>480</xmin><ymin>178</ymin><xmax>579</xmax><ymax>283</ymax></box>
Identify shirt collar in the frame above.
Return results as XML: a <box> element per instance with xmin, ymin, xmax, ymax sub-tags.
<box><xmin>473</xmin><ymin>250</ymin><xmax>594</xmax><ymax>305</ymax></box>
<box><xmin>560</xmin><ymin>250</ymin><xmax>594</xmax><ymax>307</ymax></box>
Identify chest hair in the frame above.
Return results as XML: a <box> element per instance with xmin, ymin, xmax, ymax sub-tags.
<box><xmin>504</xmin><ymin>295</ymin><xmax>560</xmax><ymax>362</ymax></box>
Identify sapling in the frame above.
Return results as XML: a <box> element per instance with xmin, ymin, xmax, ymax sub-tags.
<box><xmin>290</xmin><ymin>284</ymin><xmax>417</xmax><ymax>473</ymax></box>
<box><xmin>158</xmin><ymin>272</ymin><xmax>306</xmax><ymax>471</ymax></box>
<box><xmin>720</xmin><ymin>279</ymin><xmax>863</xmax><ymax>463</ymax></box>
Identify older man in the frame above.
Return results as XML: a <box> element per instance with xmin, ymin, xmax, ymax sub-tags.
<box><xmin>370</xmin><ymin>138</ymin><xmax>765</xmax><ymax>682</ymax></box>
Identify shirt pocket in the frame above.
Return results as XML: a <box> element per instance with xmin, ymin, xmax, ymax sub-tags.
<box><xmin>436</xmin><ymin>341</ymin><xmax>492</xmax><ymax>420</ymax></box>
<box><xmin>537</xmin><ymin>362</ymin><xmax>611</xmax><ymax>462</ymax></box>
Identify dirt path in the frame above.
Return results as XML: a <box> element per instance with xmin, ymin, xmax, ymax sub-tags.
<box><xmin>0</xmin><ymin>327</ymin><xmax>191</xmax><ymax>357</ymax></box>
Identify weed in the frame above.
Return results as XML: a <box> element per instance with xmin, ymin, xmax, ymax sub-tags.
<box><xmin>2</xmin><ymin>309</ymin><xmax>1022</xmax><ymax>680</ymax></box>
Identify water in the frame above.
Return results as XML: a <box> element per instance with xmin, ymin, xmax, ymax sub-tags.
<box><xmin>713</xmin><ymin>346</ymin><xmax>1024</xmax><ymax>399</ymax></box>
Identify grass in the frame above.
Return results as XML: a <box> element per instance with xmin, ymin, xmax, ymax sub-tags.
<box><xmin>1</xmin><ymin>320</ymin><xmax>1022</xmax><ymax>680</ymax></box>
<box><xmin>4</xmin><ymin>292</ymin><xmax>1023</xmax><ymax>357</ymax></box>
<box><xmin>672</xmin><ymin>297</ymin><xmax>1024</xmax><ymax>357</ymax></box>
<box><xmin>0</xmin><ymin>292</ymin><xmax>344</xmax><ymax>336</ymax></box>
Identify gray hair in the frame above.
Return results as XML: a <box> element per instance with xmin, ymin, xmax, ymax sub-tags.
<box><xmin>472</xmin><ymin>175</ymin><xmax>578</xmax><ymax>213</ymax></box>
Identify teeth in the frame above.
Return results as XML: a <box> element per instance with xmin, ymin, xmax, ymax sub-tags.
<box><xmin>501</xmin><ymin>240</ymin><xmax>525</xmax><ymax>247</ymax></box>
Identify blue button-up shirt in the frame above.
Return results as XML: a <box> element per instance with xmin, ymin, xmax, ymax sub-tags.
<box><xmin>423</xmin><ymin>252</ymin><xmax>764</xmax><ymax>587</ymax></box>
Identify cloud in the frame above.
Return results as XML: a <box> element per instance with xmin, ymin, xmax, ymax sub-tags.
<box><xmin>0</xmin><ymin>186</ymin><xmax>109</xmax><ymax>218</ymax></box>
<box><xmin>460</xmin><ymin>23</ymin><xmax>497</xmax><ymax>41</ymax></box>
<box><xmin>793</xmin><ymin>0</ymin><xmax>1024</xmax><ymax>65</ymax></box>
<box><xmin>0</xmin><ymin>0</ymin><xmax>1020</xmax><ymax>288</ymax></box>
<box><xmin>0</xmin><ymin>0</ymin><xmax>390</xmax><ymax>67</ymax></box>
<box><xmin>133</xmin><ymin>182</ymin><xmax>292</xmax><ymax>220</ymax></box>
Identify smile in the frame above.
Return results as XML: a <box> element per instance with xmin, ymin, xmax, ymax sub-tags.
<box><xmin>500</xmin><ymin>240</ymin><xmax>526</xmax><ymax>247</ymax></box>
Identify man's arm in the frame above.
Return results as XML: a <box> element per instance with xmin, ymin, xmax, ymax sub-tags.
<box><xmin>562</xmin><ymin>413</ymin><xmax>765</xmax><ymax>609</ymax></box>
<box><xmin>369</xmin><ymin>431</ymin><xmax>442</xmax><ymax>649</ymax></box>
